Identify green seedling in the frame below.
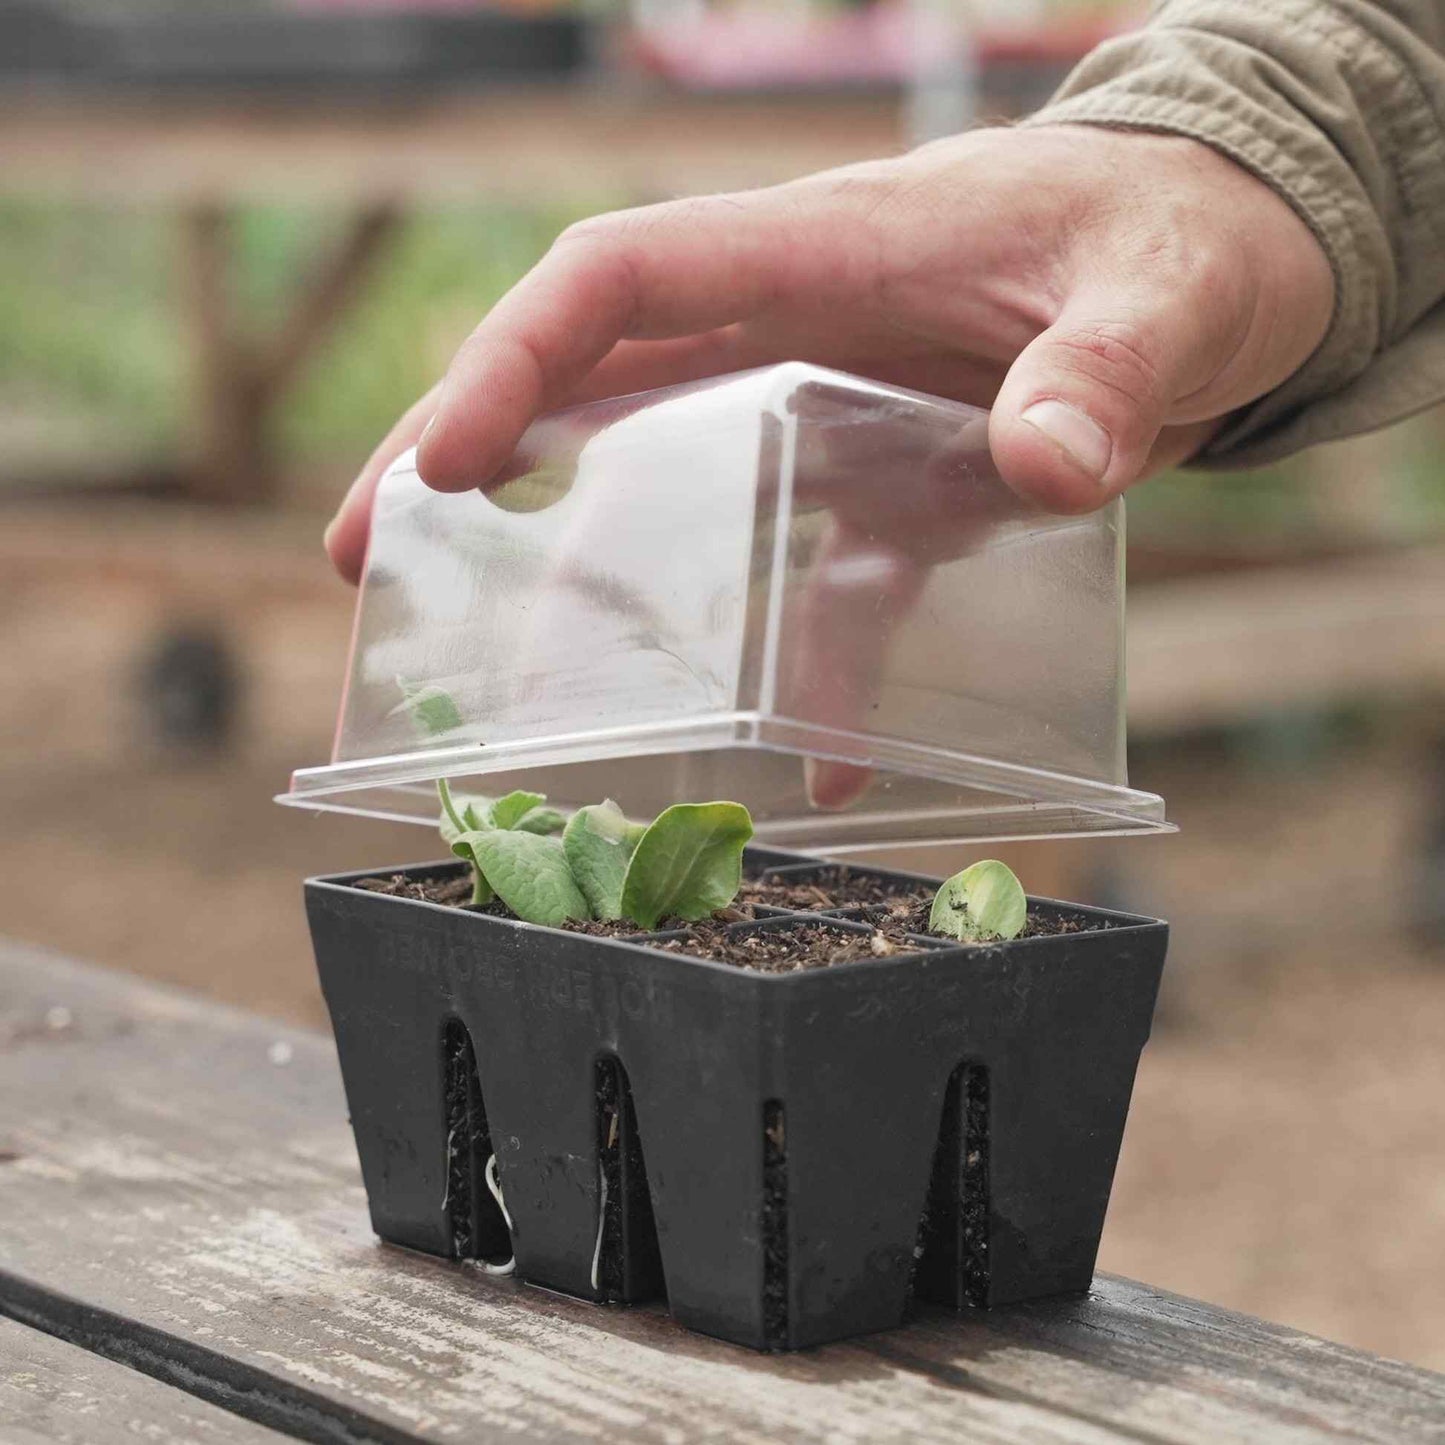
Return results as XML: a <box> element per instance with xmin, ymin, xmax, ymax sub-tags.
<box><xmin>399</xmin><ymin>679</ymin><xmax>567</xmax><ymax>908</ymax></box>
<box><xmin>930</xmin><ymin>859</ymin><xmax>1027</xmax><ymax>943</ymax></box>
<box><xmin>402</xmin><ymin>679</ymin><xmax>754</xmax><ymax>928</ymax></box>
<box><xmin>439</xmin><ymin>785</ymin><xmax>569</xmax><ymax>907</ymax></box>
<box><xmin>440</xmin><ymin>795</ymin><xmax>752</xmax><ymax>928</ymax></box>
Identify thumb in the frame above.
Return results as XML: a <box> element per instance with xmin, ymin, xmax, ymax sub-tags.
<box><xmin>989</xmin><ymin>302</ymin><xmax>1193</xmax><ymax>513</ymax></box>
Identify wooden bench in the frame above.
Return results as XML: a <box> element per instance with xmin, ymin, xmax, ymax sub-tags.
<box><xmin>2</xmin><ymin>939</ymin><xmax>1442</xmax><ymax>1443</ymax></box>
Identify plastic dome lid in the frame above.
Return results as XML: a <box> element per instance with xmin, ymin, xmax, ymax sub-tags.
<box><xmin>279</xmin><ymin>363</ymin><xmax>1169</xmax><ymax>853</ymax></box>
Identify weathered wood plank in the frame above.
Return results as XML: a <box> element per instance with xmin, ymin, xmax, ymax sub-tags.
<box><xmin>0</xmin><ymin>1315</ymin><xmax>285</xmax><ymax>1444</ymax></box>
<box><xmin>1</xmin><ymin>942</ymin><xmax>1442</xmax><ymax>1444</ymax></box>
<box><xmin>1126</xmin><ymin>545</ymin><xmax>1445</xmax><ymax>733</ymax></box>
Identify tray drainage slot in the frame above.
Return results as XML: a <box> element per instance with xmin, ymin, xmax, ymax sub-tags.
<box><xmin>593</xmin><ymin>1055</ymin><xmax>664</xmax><ymax>1303</ymax></box>
<box><xmin>762</xmin><ymin>1098</ymin><xmax>789</xmax><ymax>1349</ymax></box>
<box><xmin>914</xmin><ymin>1062</ymin><xmax>991</xmax><ymax>1309</ymax></box>
<box><xmin>442</xmin><ymin>1018</ymin><xmax>510</xmax><ymax>1268</ymax></box>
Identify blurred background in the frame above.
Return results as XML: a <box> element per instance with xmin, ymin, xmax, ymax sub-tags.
<box><xmin>2</xmin><ymin>0</ymin><xmax>1443</xmax><ymax>1371</ymax></box>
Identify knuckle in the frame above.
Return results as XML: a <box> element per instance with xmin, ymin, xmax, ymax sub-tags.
<box><xmin>1049</xmin><ymin>319</ymin><xmax>1165</xmax><ymax>410</ymax></box>
<box><xmin>558</xmin><ymin>194</ymin><xmax>736</xmax><ymax>251</ymax></box>
<box><xmin>1137</xmin><ymin>225</ymin><xmax>1239</xmax><ymax>306</ymax></box>
<box><xmin>548</xmin><ymin>213</ymin><xmax>645</xmax><ymax>330</ymax></box>
<box><xmin>1113</xmin><ymin>200</ymin><xmax>1254</xmax><ymax>311</ymax></box>
<box><xmin>554</xmin><ymin>211</ymin><xmax>630</xmax><ymax>251</ymax></box>
<box><xmin>551</xmin><ymin>211</ymin><xmax>646</xmax><ymax>288</ymax></box>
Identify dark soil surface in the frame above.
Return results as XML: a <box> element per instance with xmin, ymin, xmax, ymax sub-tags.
<box><xmin>650</xmin><ymin>920</ymin><xmax>929</xmax><ymax>973</ymax></box>
<box><xmin>350</xmin><ymin>871</ymin><xmax>1102</xmax><ymax>960</ymax></box>
<box><xmin>354</xmin><ymin>871</ymin><xmax>474</xmax><ymax>906</ymax></box>
<box><xmin>561</xmin><ymin>906</ymin><xmax>756</xmax><ymax>939</ymax></box>
<box><xmin>738</xmin><ymin>865</ymin><xmax>930</xmax><ymax>913</ymax></box>
<box><xmin>352</xmin><ymin>873</ymin><xmax>768</xmax><ymax>935</ymax></box>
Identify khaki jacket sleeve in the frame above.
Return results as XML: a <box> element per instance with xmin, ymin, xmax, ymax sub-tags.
<box><xmin>1024</xmin><ymin>0</ymin><xmax>1445</xmax><ymax>468</ymax></box>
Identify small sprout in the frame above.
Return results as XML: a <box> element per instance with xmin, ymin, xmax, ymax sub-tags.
<box><xmin>929</xmin><ymin>860</ymin><xmax>1027</xmax><ymax>943</ymax></box>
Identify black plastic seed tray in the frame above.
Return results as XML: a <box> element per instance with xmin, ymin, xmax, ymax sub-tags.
<box><xmin>305</xmin><ymin>848</ymin><xmax>1167</xmax><ymax>1351</ymax></box>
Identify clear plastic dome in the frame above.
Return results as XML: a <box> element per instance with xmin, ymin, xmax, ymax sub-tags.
<box><xmin>280</xmin><ymin>363</ymin><xmax>1168</xmax><ymax>853</ymax></box>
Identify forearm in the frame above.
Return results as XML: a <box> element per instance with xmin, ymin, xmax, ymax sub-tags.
<box><xmin>1027</xmin><ymin>0</ymin><xmax>1445</xmax><ymax>466</ymax></box>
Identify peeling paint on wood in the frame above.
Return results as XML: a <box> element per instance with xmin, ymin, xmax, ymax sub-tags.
<box><xmin>1</xmin><ymin>942</ymin><xmax>1443</xmax><ymax>1444</ymax></box>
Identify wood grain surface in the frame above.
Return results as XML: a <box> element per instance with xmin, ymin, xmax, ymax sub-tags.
<box><xmin>0</xmin><ymin>1315</ymin><xmax>285</xmax><ymax>1444</ymax></box>
<box><xmin>1</xmin><ymin>941</ymin><xmax>1442</xmax><ymax>1444</ymax></box>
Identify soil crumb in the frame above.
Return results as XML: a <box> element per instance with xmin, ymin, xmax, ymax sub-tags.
<box><xmin>739</xmin><ymin>865</ymin><xmax>930</xmax><ymax>913</ymax></box>
<box><xmin>560</xmin><ymin>905</ymin><xmax>757</xmax><ymax>939</ymax></box>
<box><xmin>853</xmin><ymin>898</ymin><xmax>1104</xmax><ymax>939</ymax></box>
<box><xmin>651</xmin><ymin>920</ymin><xmax>928</xmax><ymax>973</ymax></box>
<box><xmin>354</xmin><ymin>872</ymin><xmax>473</xmax><ymax>906</ymax></box>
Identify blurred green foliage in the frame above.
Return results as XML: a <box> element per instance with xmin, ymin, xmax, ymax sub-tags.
<box><xmin>0</xmin><ymin>197</ymin><xmax>592</xmax><ymax>471</ymax></box>
<box><xmin>1</xmin><ymin>195</ymin><xmax>1442</xmax><ymax>544</ymax></box>
<box><xmin>0</xmin><ymin>201</ymin><xmax>181</xmax><ymax>452</ymax></box>
<box><xmin>1130</xmin><ymin>439</ymin><xmax>1445</xmax><ymax>548</ymax></box>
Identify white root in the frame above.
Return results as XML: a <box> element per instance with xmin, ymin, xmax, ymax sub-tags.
<box><xmin>473</xmin><ymin>1152</ymin><xmax>515</xmax><ymax>1278</ymax></box>
<box><xmin>439</xmin><ymin>1124</ymin><xmax>459</xmax><ymax>1212</ymax></box>
<box><xmin>589</xmin><ymin>1160</ymin><xmax>609</xmax><ymax>1295</ymax></box>
<box><xmin>486</xmin><ymin>1152</ymin><xmax>514</xmax><ymax>1232</ymax></box>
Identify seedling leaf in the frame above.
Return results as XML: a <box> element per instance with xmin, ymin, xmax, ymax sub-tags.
<box><xmin>515</xmin><ymin>807</ymin><xmax>567</xmax><ymax>836</ymax></box>
<box><xmin>620</xmin><ymin>802</ymin><xmax>753</xmax><ymax>929</ymax></box>
<box><xmin>487</xmin><ymin>790</ymin><xmax>548</xmax><ymax>831</ymax></box>
<box><xmin>397</xmin><ymin>678</ymin><xmax>464</xmax><ymax>737</ymax></box>
<box><xmin>564</xmin><ymin>800</ymin><xmax>646</xmax><ymax>920</ymax></box>
<box><xmin>929</xmin><ymin>860</ymin><xmax>1027</xmax><ymax>943</ymax></box>
<box><xmin>457</xmin><ymin>830</ymin><xmax>588</xmax><ymax>927</ymax></box>
<box><xmin>438</xmin><ymin>789</ymin><xmax>495</xmax><ymax>847</ymax></box>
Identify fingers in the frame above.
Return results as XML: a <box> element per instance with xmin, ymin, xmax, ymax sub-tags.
<box><xmin>324</xmin><ymin>383</ymin><xmax>440</xmax><ymax>585</ymax></box>
<box><xmin>560</xmin><ymin>328</ymin><xmax>767</xmax><ymax>406</ymax></box>
<box><xmin>787</xmin><ymin>525</ymin><xmax>929</xmax><ymax>812</ymax></box>
<box><xmin>414</xmin><ymin>186</ymin><xmax>851</xmax><ymax>493</ymax></box>
<box><xmin>994</xmin><ymin>302</ymin><xmax>1173</xmax><ymax>511</ymax></box>
<box><xmin>989</xmin><ymin>293</ymin><xmax>1207</xmax><ymax>511</ymax></box>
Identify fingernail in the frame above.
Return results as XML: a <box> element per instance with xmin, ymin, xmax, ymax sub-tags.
<box><xmin>804</xmin><ymin>756</ymin><xmax>823</xmax><ymax>808</ymax></box>
<box><xmin>804</xmin><ymin>756</ymin><xmax>872</xmax><ymax>811</ymax></box>
<box><xmin>1020</xmin><ymin>399</ymin><xmax>1112</xmax><ymax>483</ymax></box>
<box><xmin>322</xmin><ymin>514</ymin><xmax>338</xmax><ymax>554</ymax></box>
<box><xmin>417</xmin><ymin>416</ymin><xmax>437</xmax><ymax>454</ymax></box>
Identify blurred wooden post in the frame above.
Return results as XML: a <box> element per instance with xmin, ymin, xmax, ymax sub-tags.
<box><xmin>180</xmin><ymin>200</ymin><xmax>399</xmax><ymax>506</ymax></box>
<box><xmin>182</xmin><ymin>203</ymin><xmax>259</xmax><ymax>505</ymax></box>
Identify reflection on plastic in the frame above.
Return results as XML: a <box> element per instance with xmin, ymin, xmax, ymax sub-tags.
<box><xmin>282</xmin><ymin>363</ymin><xmax>1168</xmax><ymax>853</ymax></box>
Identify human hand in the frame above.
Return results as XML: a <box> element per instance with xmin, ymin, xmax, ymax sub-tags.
<box><xmin>325</xmin><ymin>123</ymin><xmax>1333</xmax><ymax>584</ymax></box>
